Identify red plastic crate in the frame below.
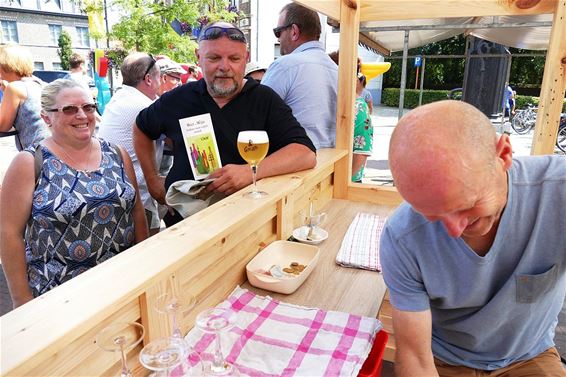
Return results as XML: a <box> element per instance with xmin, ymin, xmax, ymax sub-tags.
<box><xmin>358</xmin><ymin>329</ymin><xmax>389</xmax><ymax>377</ymax></box>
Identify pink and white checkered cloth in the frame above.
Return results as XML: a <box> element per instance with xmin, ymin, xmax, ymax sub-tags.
<box><xmin>185</xmin><ymin>286</ymin><xmax>382</xmax><ymax>377</ymax></box>
<box><xmin>335</xmin><ymin>213</ymin><xmax>388</xmax><ymax>272</ymax></box>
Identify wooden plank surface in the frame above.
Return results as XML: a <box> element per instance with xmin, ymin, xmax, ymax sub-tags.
<box><xmin>243</xmin><ymin>198</ymin><xmax>397</xmax><ymax>318</ymax></box>
<box><xmin>333</xmin><ymin>0</ymin><xmax>360</xmax><ymax>199</ymax></box>
<box><xmin>359</xmin><ymin>0</ymin><xmax>557</xmax><ymax>21</ymax></box>
<box><xmin>347</xmin><ymin>184</ymin><xmax>403</xmax><ymax>207</ymax></box>
<box><xmin>531</xmin><ymin>0</ymin><xmax>566</xmax><ymax>155</ymax></box>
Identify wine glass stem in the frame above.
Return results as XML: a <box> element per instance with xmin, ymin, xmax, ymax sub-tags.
<box><xmin>251</xmin><ymin>164</ymin><xmax>258</xmax><ymax>192</ymax></box>
<box><xmin>119</xmin><ymin>343</ymin><xmax>131</xmax><ymax>377</ymax></box>
<box><xmin>212</xmin><ymin>331</ymin><xmax>225</xmax><ymax>370</ymax></box>
<box><xmin>170</xmin><ymin>312</ymin><xmax>182</xmax><ymax>339</ymax></box>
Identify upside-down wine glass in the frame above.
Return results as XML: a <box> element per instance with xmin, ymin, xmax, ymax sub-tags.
<box><xmin>196</xmin><ymin>307</ymin><xmax>240</xmax><ymax>376</ymax></box>
<box><xmin>139</xmin><ymin>337</ymin><xmax>186</xmax><ymax>377</ymax></box>
<box><xmin>237</xmin><ymin>130</ymin><xmax>269</xmax><ymax>199</ymax></box>
<box><xmin>155</xmin><ymin>292</ymin><xmax>197</xmax><ymax>339</ymax></box>
<box><xmin>155</xmin><ymin>292</ymin><xmax>203</xmax><ymax>375</ymax></box>
<box><xmin>96</xmin><ymin>321</ymin><xmax>145</xmax><ymax>377</ymax></box>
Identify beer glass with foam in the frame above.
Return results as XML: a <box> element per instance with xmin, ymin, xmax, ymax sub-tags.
<box><xmin>237</xmin><ymin>130</ymin><xmax>269</xmax><ymax>198</ymax></box>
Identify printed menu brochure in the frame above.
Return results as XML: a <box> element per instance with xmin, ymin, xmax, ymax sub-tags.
<box><xmin>179</xmin><ymin>113</ymin><xmax>222</xmax><ymax>180</ymax></box>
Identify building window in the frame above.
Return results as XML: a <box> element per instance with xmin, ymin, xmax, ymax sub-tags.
<box><xmin>1</xmin><ymin>20</ymin><xmax>18</xmax><ymax>43</ymax></box>
<box><xmin>34</xmin><ymin>62</ymin><xmax>45</xmax><ymax>70</ymax></box>
<box><xmin>53</xmin><ymin>62</ymin><xmax>63</xmax><ymax>70</ymax></box>
<box><xmin>239</xmin><ymin>18</ymin><xmax>249</xmax><ymax>27</ymax></box>
<box><xmin>75</xmin><ymin>26</ymin><xmax>89</xmax><ymax>47</ymax></box>
<box><xmin>49</xmin><ymin>24</ymin><xmax>62</xmax><ymax>45</ymax></box>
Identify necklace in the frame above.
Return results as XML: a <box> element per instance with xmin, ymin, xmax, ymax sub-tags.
<box><xmin>51</xmin><ymin>137</ymin><xmax>95</xmax><ymax>177</ymax></box>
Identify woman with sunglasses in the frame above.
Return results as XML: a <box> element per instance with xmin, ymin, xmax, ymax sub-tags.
<box><xmin>0</xmin><ymin>79</ymin><xmax>148</xmax><ymax>308</ymax></box>
<box><xmin>0</xmin><ymin>44</ymin><xmax>50</xmax><ymax>151</ymax></box>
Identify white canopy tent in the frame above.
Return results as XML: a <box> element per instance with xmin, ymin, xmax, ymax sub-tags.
<box><xmin>354</xmin><ymin>14</ymin><xmax>553</xmax><ymax>55</ymax></box>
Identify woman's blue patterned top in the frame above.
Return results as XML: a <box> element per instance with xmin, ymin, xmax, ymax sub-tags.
<box><xmin>24</xmin><ymin>139</ymin><xmax>136</xmax><ymax>296</ymax></box>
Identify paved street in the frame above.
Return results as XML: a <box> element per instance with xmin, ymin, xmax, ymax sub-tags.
<box><xmin>362</xmin><ymin>105</ymin><xmax>562</xmax><ymax>186</ymax></box>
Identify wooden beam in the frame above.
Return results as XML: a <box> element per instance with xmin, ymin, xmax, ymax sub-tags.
<box><xmin>276</xmin><ymin>194</ymin><xmax>295</xmax><ymax>240</ymax></box>
<box><xmin>347</xmin><ymin>184</ymin><xmax>403</xmax><ymax>207</ymax></box>
<box><xmin>359</xmin><ymin>32</ymin><xmax>391</xmax><ymax>56</ymax></box>
<box><xmin>293</xmin><ymin>0</ymin><xmax>341</xmax><ymax>21</ymax></box>
<box><xmin>333</xmin><ymin>0</ymin><xmax>360</xmax><ymax>199</ymax></box>
<box><xmin>531</xmin><ymin>0</ymin><xmax>566</xmax><ymax>155</ymax></box>
<box><xmin>359</xmin><ymin>0</ymin><xmax>557</xmax><ymax>21</ymax></box>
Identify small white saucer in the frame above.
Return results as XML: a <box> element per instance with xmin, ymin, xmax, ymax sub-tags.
<box><xmin>292</xmin><ymin>226</ymin><xmax>328</xmax><ymax>245</ymax></box>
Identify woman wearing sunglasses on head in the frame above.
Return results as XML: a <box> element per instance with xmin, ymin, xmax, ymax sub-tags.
<box><xmin>0</xmin><ymin>79</ymin><xmax>148</xmax><ymax>309</ymax></box>
<box><xmin>0</xmin><ymin>44</ymin><xmax>50</xmax><ymax>151</ymax></box>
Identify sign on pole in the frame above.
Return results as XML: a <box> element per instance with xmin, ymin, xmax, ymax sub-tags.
<box><xmin>414</xmin><ymin>55</ymin><xmax>422</xmax><ymax>68</ymax></box>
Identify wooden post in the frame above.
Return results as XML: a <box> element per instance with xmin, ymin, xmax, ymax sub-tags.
<box><xmin>276</xmin><ymin>194</ymin><xmax>295</xmax><ymax>240</ymax></box>
<box><xmin>140</xmin><ymin>275</ymin><xmax>180</xmax><ymax>343</ymax></box>
<box><xmin>531</xmin><ymin>0</ymin><xmax>566</xmax><ymax>155</ymax></box>
<box><xmin>333</xmin><ymin>0</ymin><xmax>360</xmax><ymax>199</ymax></box>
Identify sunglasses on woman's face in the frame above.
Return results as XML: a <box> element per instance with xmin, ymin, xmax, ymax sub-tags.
<box><xmin>46</xmin><ymin>103</ymin><xmax>98</xmax><ymax>115</ymax></box>
<box><xmin>198</xmin><ymin>26</ymin><xmax>247</xmax><ymax>43</ymax></box>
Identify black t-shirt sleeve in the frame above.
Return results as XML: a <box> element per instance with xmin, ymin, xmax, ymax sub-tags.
<box><xmin>263</xmin><ymin>86</ymin><xmax>316</xmax><ymax>153</ymax></box>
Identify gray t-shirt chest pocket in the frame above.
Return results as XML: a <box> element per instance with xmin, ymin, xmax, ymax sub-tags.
<box><xmin>516</xmin><ymin>264</ymin><xmax>557</xmax><ymax>304</ymax></box>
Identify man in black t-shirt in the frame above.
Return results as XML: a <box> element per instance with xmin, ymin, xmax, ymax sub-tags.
<box><xmin>134</xmin><ymin>22</ymin><xmax>316</xmax><ymax>226</ymax></box>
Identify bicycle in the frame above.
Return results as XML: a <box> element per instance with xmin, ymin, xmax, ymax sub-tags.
<box><xmin>511</xmin><ymin>104</ymin><xmax>537</xmax><ymax>134</ymax></box>
<box><xmin>556</xmin><ymin>114</ymin><xmax>566</xmax><ymax>153</ymax></box>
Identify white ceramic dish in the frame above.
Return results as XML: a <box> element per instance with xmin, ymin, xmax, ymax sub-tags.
<box><xmin>292</xmin><ymin>226</ymin><xmax>329</xmax><ymax>245</ymax></box>
<box><xmin>246</xmin><ymin>240</ymin><xmax>320</xmax><ymax>294</ymax></box>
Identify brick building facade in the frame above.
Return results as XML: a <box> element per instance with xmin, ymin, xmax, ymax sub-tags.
<box><xmin>0</xmin><ymin>0</ymin><xmax>92</xmax><ymax>71</ymax></box>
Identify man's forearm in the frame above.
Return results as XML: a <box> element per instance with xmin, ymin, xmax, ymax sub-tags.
<box><xmin>395</xmin><ymin>350</ymin><xmax>439</xmax><ymax>377</ymax></box>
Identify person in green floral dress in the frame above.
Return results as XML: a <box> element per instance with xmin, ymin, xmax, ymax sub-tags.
<box><xmin>352</xmin><ymin>74</ymin><xmax>373</xmax><ymax>182</ymax></box>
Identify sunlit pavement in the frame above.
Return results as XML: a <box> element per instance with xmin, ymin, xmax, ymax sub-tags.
<box><xmin>363</xmin><ymin>105</ymin><xmax>564</xmax><ymax>186</ymax></box>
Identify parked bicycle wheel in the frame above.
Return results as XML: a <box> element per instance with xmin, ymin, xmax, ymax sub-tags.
<box><xmin>556</xmin><ymin>123</ymin><xmax>566</xmax><ymax>153</ymax></box>
<box><xmin>511</xmin><ymin>109</ymin><xmax>536</xmax><ymax>134</ymax></box>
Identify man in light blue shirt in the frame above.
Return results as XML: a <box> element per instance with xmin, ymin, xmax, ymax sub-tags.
<box><xmin>262</xmin><ymin>3</ymin><xmax>338</xmax><ymax>149</ymax></box>
<box><xmin>381</xmin><ymin>100</ymin><xmax>566</xmax><ymax>376</ymax></box>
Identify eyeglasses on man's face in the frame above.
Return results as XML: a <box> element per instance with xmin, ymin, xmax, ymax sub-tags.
<box><xmin>165</xmin><ymin>74</ymin><xmax>182</xmax><ymax>83</ymax></box>
<box><xmin>198</xmin><ymin>26</ymin><xmax>247</xmax><ymax>43</ymax></box>
<box><xmin>46</xmin><ymin>103</ymin><xmax>98</xmax><ymax>115</ymax></box>
<box><xmin>144</xmin><ymin>54</ymin><xmax>156</xmax><ymax>78</ymax></box>
<box><xmin>273</xmin><ymin>24</ymin><xmax>295</xmax><ymax>38</ymax></box>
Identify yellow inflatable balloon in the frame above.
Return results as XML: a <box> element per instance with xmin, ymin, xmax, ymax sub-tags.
<box><xmin>360</xmin><ymin>62</ymin><xmax>391</xmax><ymax>82</ymax></box>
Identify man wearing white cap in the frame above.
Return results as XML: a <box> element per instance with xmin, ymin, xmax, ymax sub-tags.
<box><xmin>156</xmin><ymin>58</ymin><xmax>187</xmax><ymax>95</ymax></box>
<box><xmin>245</xmin><ymin>62</ymin><xmax>266</xmax><ymax>83</ymax></box>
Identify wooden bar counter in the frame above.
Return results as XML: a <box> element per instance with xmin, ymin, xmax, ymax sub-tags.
<box><xmin>0</xmin><ymin>149</ymin><xmax>399</xmax><ymax>376</ymax></box>
<box><xmin>244</xmin><ymin>198</ymin><xmax>394</xmax><ymax>318</ymax></box>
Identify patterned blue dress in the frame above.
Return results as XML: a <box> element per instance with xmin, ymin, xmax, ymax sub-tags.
<box><xmin>25</xmin><ymin>139</ymin><xmax>137</xmax><ymax>296</ymax></box>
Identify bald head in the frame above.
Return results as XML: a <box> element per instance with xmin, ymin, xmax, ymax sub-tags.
<box><xmin>121</xmin><ymin>52</ymin><xmax>157</xmax><ymax>87</ymax></box>
<box><xmin>390</xmin><ymin>101</ymin><xmax>501</xmax><ymax>202</ymax></box>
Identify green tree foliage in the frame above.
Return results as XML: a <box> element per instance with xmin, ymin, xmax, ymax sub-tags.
<box><xmin>108</xmin><ymin>0</ymin><xmax>239</xmax><ymax>63</ymax></box>
<box><xmin>508</xmin><ymin>47</ymin><xmax>545</xmax><ymax>90</ymax></box>
<box><xmin>383</xmin><ymin>35</ymin><xmax>466</xmax><ymax>90</ymax></box>
<box><xmin>57</xmin><ymin>31</ymin><xmax>73</xmax><ymax>70</ymax></box>
<box><xmin>382</xmin><ymin>36</ymin><xmax>546</xmax><ymax>93</ymax></box>
<box><xmin>381</xmin><ymin>87</ymin><xmax>566</xmax><ymax>112</ymax></box>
